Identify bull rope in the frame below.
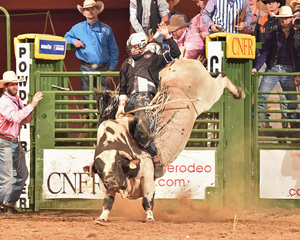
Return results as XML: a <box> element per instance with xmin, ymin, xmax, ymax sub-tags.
<box><xmin>124</xmin><ymin>86</ymin><xmax>201</xmax><ymax>116</ymax></box>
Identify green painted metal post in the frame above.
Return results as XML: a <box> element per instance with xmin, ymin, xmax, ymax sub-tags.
<box><xmin>0</xmin><ymin>7</ymin><xmax>11</xmax><ymax>70</ymax></box>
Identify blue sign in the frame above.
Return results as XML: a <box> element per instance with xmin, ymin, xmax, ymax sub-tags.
<box><xmin>39</xmin><ymin>40</ymin><xmax>66</xmax><ymax>55</ymax></box>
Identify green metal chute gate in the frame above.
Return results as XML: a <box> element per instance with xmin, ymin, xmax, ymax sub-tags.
<box><xmin>33</xmin><ymin>71</ymin><xmax>225</xmax><ymax>211</ymax></box>
<box><xmin>252</xmin><ymin>71</ymin><xmax>300</xmax><ymax>208</ymax></box>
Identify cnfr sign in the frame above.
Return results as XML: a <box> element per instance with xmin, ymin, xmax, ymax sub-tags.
<box><xmin>206</xmin><ymin>33</ymin><xmax>256</xmax><ymax>60</ymax></box>
<box><xmin>226</xmin><ymin>34</ymin><xmax>256</xmax><ymax>59</ymax></box>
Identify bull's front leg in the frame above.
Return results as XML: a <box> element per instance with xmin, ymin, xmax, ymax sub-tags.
<box><xmin>141</xmin><ymin>177</ymin><xmax>156</xmax><ymax>221</ymax></box>
<box><xmin>95</xmin><ymin>190</ymin><xmax>116</xmax><ymax>223</ymax></box>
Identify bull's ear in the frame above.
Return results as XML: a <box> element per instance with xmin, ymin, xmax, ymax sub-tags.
<box><xmin>129</xmin><ymin>158</ymin><xmax>141</xmax><ymax>169</ymax></box>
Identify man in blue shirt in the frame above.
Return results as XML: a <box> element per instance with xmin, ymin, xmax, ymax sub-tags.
<box><xmin>64</xmin><ymin>0</ymin><xmax>119</xmax><ymax>97</ymax></box>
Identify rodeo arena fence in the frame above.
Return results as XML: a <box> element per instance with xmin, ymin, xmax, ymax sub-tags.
<box><xmin>1</xmin><ymin>7</ymin><xmax>300</xmax><ymax>212</ymax></box>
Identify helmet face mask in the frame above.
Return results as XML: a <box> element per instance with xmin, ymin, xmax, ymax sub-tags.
<box><xmin>126</xmin><ymin>32</ymin><xmax>148</xmax><ymax>56</ymax></box>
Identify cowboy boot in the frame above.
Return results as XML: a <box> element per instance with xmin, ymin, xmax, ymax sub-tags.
<box><xmin>152</xmin><ymin>155</ymin><xmax>164</xmax><ymax>178</ymax></box>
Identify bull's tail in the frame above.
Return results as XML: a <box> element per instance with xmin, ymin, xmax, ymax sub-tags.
<box><xmin>94</xmin><ymin>89</ymin><xmax>119</xmax><ymax>126</ymax></box>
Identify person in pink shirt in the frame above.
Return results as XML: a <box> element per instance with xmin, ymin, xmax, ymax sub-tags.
<box><xmin>0</xmin><ymin>71</ymin><xmax>43</xmax><ymax>215</ymax></box>
<box><xmin>191</xmin><ymin>0</ymin><xmax>209</xmax><ymax>41</ymax></box>
<box><xmin>167</xmin><ymin>15</ymin><xmax>204</xmax><ymax>60</ymax></box>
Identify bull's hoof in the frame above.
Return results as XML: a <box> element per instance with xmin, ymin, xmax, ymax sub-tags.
<box><xmin>146</xmin><ymin>210</ymin><xmax>154</xmax><ymax>221</ymax></box>
<box><xmin>233</xmin><ymin>87</ymin><xmax>246</xmax><ymax>99</ymax></box>
<box><xmin>94</xmin><ymin>218</ymin><xmax>107</xmax><ymax>226</ymax></box>
<box><xmin>147</xmin><ymin>216</ymin><xmax>155</xmax><ymax>221</ymax></box>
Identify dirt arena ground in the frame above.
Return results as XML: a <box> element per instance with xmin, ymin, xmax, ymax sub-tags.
<box><xmin>1</xmin><ymin>198</ymin><xmax>300</xmax><ymax>240</ymax></box>
<box><xmin>2</xmin><ymin>98</ymin><xmax>298</xmax><ymax>240</ymax></box>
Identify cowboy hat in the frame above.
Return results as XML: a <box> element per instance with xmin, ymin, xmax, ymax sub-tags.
<box><xmin>273</xmin><ymin>6</ymin><xmax>294</xmax><ymax>17</ymax></box>
<box><xmin>261</xmin><ymin>0</ymin><xmax>286</xmax><ymax>8</ymax></box>
<box><xmin>0</xmin><ymin>71</ymin><xmax>25</xmax><ymax>88</ymax></box>
<box><xmin>77</xmin><ymin>0</ymin><xmax>104</xmax><ymax>14</ymax></box>
<box><xmin>290</xmin><ymin>0</ymin><xmax>300</xmax><ymax>9</ymax></box>
<box><xmin>167</xmin><ymin>15</ymin><xmax>190</xmax><ymax>32</ymax></box>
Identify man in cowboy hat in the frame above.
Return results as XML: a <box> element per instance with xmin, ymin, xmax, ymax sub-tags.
<box><xmin>253</xmin><ymin>0</ymin><xmax>289</xmax><ymax>126</ymax></box>
<box><xmin>254</xmin><ymin>0</ymin><xmax>286</xmax><ymax>43</ymax></box>
<box><xmin>0</xmin><ymin>71</ymin><xmax>43</xmax><ymax>215</ymax></box>
<box><xmin>291</xmin><ymin>0</ymin><xmax>300</xmax><ymax>88</ymax></box>
<box><xmin>167</xmin><ymin>15</ymin><xmax>204</xmax><ymax>59</ymax></box>
<box><xmin>161</xmin><ymin>0</ymin><xmax>187</xmax><ymax>49</ymax></box>
<box><xmin>64</xmin><ymin>0</ymin><xmax>119</xmax><ymax>106</ymax></box>
<box><xmin>202</xmin><ymin>0</ymin><xmax>252</xmax><ymax>33</ymax></box>
<box><xmin>252</xmin><ymin>6</ymin><xmax>300</xmax><ymax>128</ymax></box>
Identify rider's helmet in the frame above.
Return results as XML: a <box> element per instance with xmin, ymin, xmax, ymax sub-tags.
<box><xmin>126</xmin><ymin>32</ymin><xmax>148</xmax><ymax>56</ymax></box>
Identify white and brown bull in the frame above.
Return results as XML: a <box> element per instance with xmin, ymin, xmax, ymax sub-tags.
<box><xmin>90</xmin><ymin>58</ymin><xmax>245</xmax><ymax>223</ymax></box>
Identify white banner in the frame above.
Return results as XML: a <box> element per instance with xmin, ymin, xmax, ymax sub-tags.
<box><xmin>16</xmin><ymin>43</ymin><xmax>31</xmax><ymax>208</ymax></box>
<box><xmin>43</xmin><ymin>149</ymin><xmax>216</xmax><ymax>199</ymax></box>
<box><xmin>260</xmin><ymin>150</ymin><xmax>300</xmax><ymax>199</ymax></box>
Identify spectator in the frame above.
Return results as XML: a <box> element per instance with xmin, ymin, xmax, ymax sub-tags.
<box><xmin>167</xmin><ymin>15</ymin><xmax>204</xmax><ymax>59</ymax></box>
<box><xmin>129</xmin><ymin>0</ymin><xmax>169</xmax><ymax>35</ymax></box>
<box><xmin>254</xmin><ymin>0</ymin><xmax>285</xmax><ymax>43</ymax></box>
<box><xmin>253</xmin><ymin>0</ymin><xmax>288</xmax><ymax>123</ymax></box>
<box><xmin>252</xmin><ymin>6</ymin><xmax>299</xmax><ymax>127</ymax></box>
<box><xmin>247</xmin><ymin>0</ymin><xmax>265</xmax><ymax>34</ymax></box>
<box><xmin>162</xmin><ymin>0</ymin><xmax>187</xmax><ymax>49</ymax></box>
<box><xmin>202</xmin><ymin>0</ymin><xmax>252</xmax><ymax>33</ymax></box>
<box><xmin>64</xmin><ymin>0</ymin><xmax>119</xmax><ymax>105</ymax></box>
<box><xmin>191</xmin><ymin>0</ymin><xmax>209</xmax><ymax>41</ymax></box>
<box><xmin>291</xmin><ymin>0</ymin><xmax>300</xmax><ymax>89</ymax></box>
<box><xmin>0</xmin><ymin>71</ymin><xmax>43</xmax><ymax>215</ymax></box>
<box><xmin>116</xmin><ymin>23</ymin><xmax>180</xmax><ymax>178</ymax></box>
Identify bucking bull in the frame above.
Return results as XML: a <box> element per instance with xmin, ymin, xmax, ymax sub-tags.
<box><xmin>87</xmin><ymin>58</ymin><xmax>245</xmax><ymax>223</ymax></box>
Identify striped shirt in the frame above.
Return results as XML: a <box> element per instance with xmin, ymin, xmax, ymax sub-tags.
<box><xmin>203</xmin><ymin>0</ymin><xmax>252</xmax><ymax>33</ymax></box>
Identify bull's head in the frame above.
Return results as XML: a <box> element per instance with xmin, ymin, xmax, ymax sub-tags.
<box><xmin>92</xmin><ymin>150</ymin><xmax>141</xmax><ymax>190</ymax></box>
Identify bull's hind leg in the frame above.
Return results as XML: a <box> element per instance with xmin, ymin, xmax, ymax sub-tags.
<box><xmin>95</xmin><ymin>191</ymin><xmax>116</xmax><ymax>223</ymax></box>
<box><xmin>217</xmin><ymin>73</ymin><xmax>246</xmax><ymax>99</ymax></box>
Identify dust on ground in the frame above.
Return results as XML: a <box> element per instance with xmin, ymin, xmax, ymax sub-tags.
<box><xmin>1</xmin><ymin>197</ymin><xmax>300</xmax><ymax>240</ymax></box>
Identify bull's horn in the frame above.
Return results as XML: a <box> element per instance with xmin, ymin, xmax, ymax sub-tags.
<box><xmin>89</xmin><ymin>162</ymin><xmax>95</xmax><ymax>177</ymax></box>
<box><xmin>119</xmin><ymin>151</ymin><xmax>132</xmax><ymax>160</ymax></box>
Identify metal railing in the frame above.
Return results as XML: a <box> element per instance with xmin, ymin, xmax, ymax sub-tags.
<box><xmin>253</xmin><ymin>71</ymin><xmax>300</xmax><ymax>149</ymax></box>
<box><xmin>0</xmin><ymin>6</ymin><xmax>11</xmax><ymax>70</ymax></box>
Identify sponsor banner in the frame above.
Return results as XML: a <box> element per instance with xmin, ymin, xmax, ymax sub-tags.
<box><xmin>43</xmin><ymin>149</ymin><xmax>106</xmax><ymax>199</ymax></box>
<box><xmin>43</xmin><ymin>149</ymin><xmax>216</xmax><ymax>199</ymax></box>
<box><xmin>38</xmin><ymin>40</ymin><xmax>66</xmax><ymax>55</ymax></box>
<box><xmin>16</xmin><ymin>43</ymin><xmax>31</xmax><ymax>208</ymax></box>
<box><xmin>260</xmin><ymin>150</ymin><xmax>300</xmax><ymax>199</ymax></box>
<box><xmin>155</xmin><ymin>150</ymin><xmax>215</xmax><ymax>199</ymax></box>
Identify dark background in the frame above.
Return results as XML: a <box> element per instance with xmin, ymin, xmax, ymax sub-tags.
<box><xmin>0</xmin><ymin>0</ymin><xmax>199</xmax><ymax>73</ymax></box>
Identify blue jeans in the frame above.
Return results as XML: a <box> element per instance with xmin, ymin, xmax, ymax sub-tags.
<box><xmin>127</xmin><ymin>92</ymin><xmax>158</xmax><ymax>157</ymax></box>
<box><xmin>258</xmin><ymin>63</ymin><xmax>288</xmax><ymax>120</ymax></box>
<box><xmin>0</xmin><ymin>139</ymin><xmax>28</xmax><ymax>206</ymax></box>
<box><xmin>80</xmin><ymin>64</ymin><xmax>111</xmax><ymax>107</ymax></box>
<box><xmin>258</xmin><ymin>65</ymin><xmax>298</xmax><ymax>120</ymax></box>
